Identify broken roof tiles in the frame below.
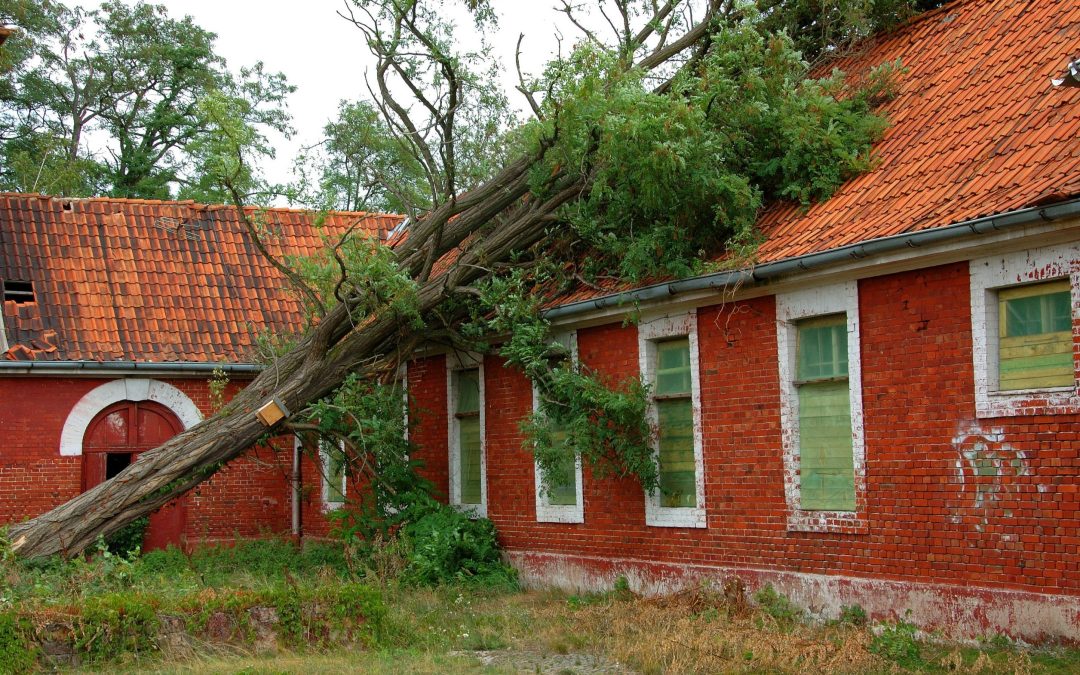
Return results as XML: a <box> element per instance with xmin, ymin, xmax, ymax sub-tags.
<box><xmin>0</xmin><ymin>196</ymin><xmax>400</xmax><ymax>362</ymax></box>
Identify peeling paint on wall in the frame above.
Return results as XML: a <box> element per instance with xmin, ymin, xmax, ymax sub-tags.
<box><xmin>952</xmin><ymin>422</ymin><xmax>1028</xmax><ymax>533</ymax></box>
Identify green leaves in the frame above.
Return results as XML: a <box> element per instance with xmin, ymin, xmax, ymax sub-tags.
<box><xmin>473</xmin><ymin>271</ymin><xmax>659</xmax><ymax>493</ymax></box>
<box><xmin>524</xmin><ymin>14</ymin><xmax>893</xmax><ymax>282</ymax></box>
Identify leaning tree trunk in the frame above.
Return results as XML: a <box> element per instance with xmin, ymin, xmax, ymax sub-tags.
<box><xmin>7</xmin><ymin>159</ymin><xmax>584</xmax><ymax>559</ymax></box>
<box><xmin>8</xmin><ymin>0</ymin><xmax>723</xmax><ymax>558</ymax></box>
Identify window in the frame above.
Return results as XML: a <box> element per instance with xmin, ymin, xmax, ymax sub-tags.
<box><xmin>321</xmin><ymin>441</ymin><xmax>347</xmax><ymax>510</ymax></box>
<box><xmin>777</xmin><ymin>281</ymin><xmax>866</xmax><ymax>532</ymax></box>
<box><xmin>655</xmin><ymin>339</ymin><xmax>696</xmax><ymax>507</ymax></box>
<box><xmin>795</xmin><ymin>316</ymin><xmax>855</xmax><ymax>511</ymax></box>
<box><xmin>638</xmin><ymin>312</ymin><xmax>705</xmax><ymax>528</ymax></box>
<box><xmin>448</xmin><ymin>354</ymin><xmax>486</xmax><ymax>515</ymax></box>
<box><xmin>997</xmin><ymin>280</ymin><xmax>1072</xmax><ymax>390</ymax></box>
<box><xmin>534</xmin><ymin>331</ymin><xmax>584</xmax><ymax>523</ymax></box>
<box><xmin>2</xmin><ymin>280</ymin><xmax>34</xmax><ymax>304</ymax></box>
<box><xmin>970</xmin><ymin>245</ymin><xmax>1079</xmax><ymax>417</ymax></box>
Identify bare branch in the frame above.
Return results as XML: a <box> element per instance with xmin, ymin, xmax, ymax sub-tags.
<box><xmin>516</xmin><ymin>33</ymin><xmax>544</xmax><ymax>120</ymax></box>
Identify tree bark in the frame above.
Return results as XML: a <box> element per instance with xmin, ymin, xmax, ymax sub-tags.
<box><xmin>8</xmin><ymin>1</ymin><xmax>721</xmax><ymax>559</ymax></box>
<box><xmin>7</xmin><ymin>157</ymin><xmax>581</xmax><ymax>559</ymax></box>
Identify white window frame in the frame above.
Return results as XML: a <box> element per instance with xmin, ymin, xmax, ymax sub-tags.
<box><xmin>970</xmin><ymin>243</ymin><xmax>1080</xmax><ymax>418</ymax></box>
<box><xmin>447</xmin><ymin>351</ymin><xmax>486</xmax><ymax>517</ymax></box>
<box><xmin>638</xmin><ymin>310</ymin><xmax>706</xmax><ymax>528</ymax></box>
<box><xmin>533</xmin><ymin>331</ymin><xmax>585</xmax><ymax>524</ymax></box>
<box><xmin>319</xmin><ymin>439</ymin><xmax>347</xmax><ymax>512</ymax></box>
<box><xmin>397</xmin><ymin>361</ymin><xmax>410</xmax><ymax>443</ymax></box>
<box><xmin>776</xmin><ymin>281</ymin><xmax>866</xmax><ymax>532</ymax></box>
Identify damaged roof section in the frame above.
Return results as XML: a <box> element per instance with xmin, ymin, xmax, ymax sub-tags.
<box><xmin>551</xmin><ymin>0</ymin><xmax>1080</xmax><ymax>307</ymax></box>
<box><xmin>0</xmin><ymin>196</ymin><xmax>401</xmax><ymax>363</ymax></box>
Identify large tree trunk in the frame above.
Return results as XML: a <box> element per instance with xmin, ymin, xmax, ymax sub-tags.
<box><xmin>8</xmin><ymin>157</ymin><xmax>582</xmax><ymax>559</ymax></box>
<box><xmin>9</xmin><ymin>0</ymin><xmax>724</xmax><ymax>558</ymax></box>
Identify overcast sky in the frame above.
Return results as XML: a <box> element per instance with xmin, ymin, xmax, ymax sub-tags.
<box><xmin>71</xmin><ymin>0</ymin><xmax>576</xmax><ymax>189</ymax></box>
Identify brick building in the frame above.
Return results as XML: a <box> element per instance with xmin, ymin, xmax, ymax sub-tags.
<box><xmin>2</xmin><ymin>0</ymin><xmax>1079</xmax><ymax>641</ymax></box>
<box><xmin>0</xmin><ymin>198</ymin><xmax>400</xmax><ymax>546</ymax></box>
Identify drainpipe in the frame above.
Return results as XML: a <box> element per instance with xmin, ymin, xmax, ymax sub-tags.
<box><xmin>292</xmin><ymin>437</ymin><xmax>303</xmax><ymax>543</ymax></box>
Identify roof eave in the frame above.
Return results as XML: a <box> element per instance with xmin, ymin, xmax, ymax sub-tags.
<box><xmin>544</xmin><ymin>197</ymin><xmax>1080</xmax><ymax>321</ymax></box>
<box><xmin>0</xmin><ymin>360</ymin><xmax>263</xmax><ymax>376</ymax></box>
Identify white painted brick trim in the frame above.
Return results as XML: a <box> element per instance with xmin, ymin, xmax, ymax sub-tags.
<box><xmin>970</xmin><ymin>243</ymin><xmax>1080</xmax><ymax>418</ymax></box>
<box><xmin>533</xmin><ymin>331</ymin><xmax>585</xmax><ymax>524</ymax></box>
<box><xmin>638</xmin><ymin>310</ymin><xmax>706</xmax><ymax>529</ymax></box>
<box><xmin>59</xmin><ymin>378</ymin><xmax>203</xmax><ymax>456</ymax></box>
<box><xmin>446</xmin><ymin>351</ymin><xmax>486</xmax><ymax>517</ymax></box>
<box><xmin>776</xmin><ymin>281</ymin><xmax>867</xmax><ymax>532</ymax></box>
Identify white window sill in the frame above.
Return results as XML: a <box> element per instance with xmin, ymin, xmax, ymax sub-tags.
<box><xmin>452</xmin><ymin>502</ymin><xmax>487</xmax><ymax>519</ymax></box>
<box><xmin>646</xmin><ymin>505</ymin><xmax>706</xmax><ymax>529</ymax></box>
<box><xmin>536</xmin><ymin>505</ymin><xmax>584</xmax><ymax>524</ymax></box>
<box><xmin>977</xmin><ymin>386</ymin><xmax>1080</xmax><ymax>418</ymax></box>
<box><xmin>787</xmin><ymin>509</ymin><xmax>867</xmax><ymax>534</ymax></box>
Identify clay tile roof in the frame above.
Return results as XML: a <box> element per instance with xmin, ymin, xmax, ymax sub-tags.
<box><xmin>754</xmin><ymin>0</ymin><xmax>1080</xmax><ymax>263</ymax></box>
<box><xmin>0</xmin><ymin>194</ymin><xmax>401</xmax><ymax>362</ymax></box>
<box><xmin>553</xmin><ymin>0</ymin><xmax>1080</xmax><ymax>307</ymax></box>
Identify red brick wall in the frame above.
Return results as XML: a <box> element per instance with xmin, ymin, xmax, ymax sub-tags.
<box><xmin>0</xmin><ymin>376</ymin><xmax>292</xmax><ymax>546</ymax></box>
<box><xmin>436</xmin><ymin>262</ymin><xmax>1080</xmax><ymax>600</ymax></box>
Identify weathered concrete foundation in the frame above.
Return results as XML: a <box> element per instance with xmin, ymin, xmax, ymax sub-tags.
<box><xmin>509</xmin><ymin>551</ymin><xmax>1080</xmax><ymax>643</ymax></box>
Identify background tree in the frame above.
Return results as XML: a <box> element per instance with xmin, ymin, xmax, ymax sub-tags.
<box><xmin>758</xmin><ymin>0</ymin><xmax>946</xmax><ymax>64</ymax></box>
<box><xmin>0</xmin><ymin>0</ymin><xmax>291</xmax><ymax>199</ymax></box>
<box><xmin>7</xmin><ymin>0</ymin><xmax>925</xmax><ymax>559</ymax></box>
<box><xmin>292</xmin><ymin>100</ymin><xmax>430</xmax><ymax>214</ymax></box>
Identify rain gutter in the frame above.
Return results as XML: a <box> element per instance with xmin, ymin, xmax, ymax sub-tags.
<box><xmin>543</xmin><ymin>198</ymin><xmax>1080</xmax><ymax>321</ymax></box>
<box><xmin>0</xmin><ymin>360</ymin><xmax>262</xmax><ymax>375</ymax></box>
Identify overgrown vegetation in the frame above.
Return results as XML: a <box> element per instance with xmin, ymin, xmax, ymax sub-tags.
<box><xmin>2</xmin><ymin>545</ymin><xmax>1074</xmax><ymax>673</ymax></box>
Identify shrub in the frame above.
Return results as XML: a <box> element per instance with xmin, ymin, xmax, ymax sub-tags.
<box><xmin>752</xmin><ymin>584</ymin><xmax>803</xmax><ymax>625</ymax></box>
<box><xmin>0</xmin><ymin>612</ymin><xmax>35</xmax><ymax>674</ymax></box>
<box><xmin>76</xmin><ymin>593</ymin><xmax>160</xmax><ymax>662</ymax></box>
<box><xmin>104</xmin><ymin>516</ymin><xmax>149</xmax><ymax>557</ymax></box>
<box><xmin>839</xmin><ymin>604</ymin><xmax>868</xmax><ymax>626</ymax></box>
<box><xmin>401</xmin><ymin>505</ymin><xmax>517</xmax><ymax>588</ymax></box>
<box><xmin>870</xmin><ymin>619</ymin><xmax>922</xmax><ymax>668</ymax></box>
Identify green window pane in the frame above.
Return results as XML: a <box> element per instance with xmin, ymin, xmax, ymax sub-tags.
<box><xmin>655</xmin><ymin>339</ymin><xmax>692</xmax><ymax>395</ymax></box>
<box><xmin>1004</xmin><ymin>290</ymin><xmax>1071</xmax><ymax>337</ymax></box>
<box><xmin>797</xmin><ymin>316</ymin><xmax>848</xmax><ymax>381</ymax></box>
<box><xmin>657</xmin><ymin>398</ymin><xmax>696</xmax><ymax>508</ymax></box>
<box><xmin>542</xmin><ymin>426</ymin><xmax>577</xmax><ymax>506</ymax></box>
<box><xmin>325</xmin><ymin>449</ymin><xmax>346</xmax><ymax>504</ymax></box>
<box><xmin>455</xmin><ymin>369</ymin><xmax>480</xmax><ymax>414</ymax></box>
<box><xmin>998</xmin><ymin>281</ymin><xmax>1073</xmax><ymax>390</ymax></box>
<box><xmin>798</xmin><ymin>380</ymin><xmax>855</xmax><ymax>511</ymax></box>
<box><xmin>458</xmin><ymin>416</ymin><xmax>482</xmax><ymax>504</ymax></box>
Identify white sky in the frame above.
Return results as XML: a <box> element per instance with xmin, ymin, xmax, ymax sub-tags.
<box><xmin>71</xmin><ymin>0</ymin><xmax>576</xmax><ymax>190</ymax></box>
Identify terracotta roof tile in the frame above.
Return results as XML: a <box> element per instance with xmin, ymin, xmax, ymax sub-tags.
<box><xmin>0</xmin><ymin>195</ymin><xmax>401</xmax><ymax>362</ymax></box>
<box><xmin>749</xmin><ymin>0</ymin><xmax>1080</xmax><ymax>265</ymax></box>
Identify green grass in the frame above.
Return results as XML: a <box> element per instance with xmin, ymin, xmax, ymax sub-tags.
<box><xmin>2</xmin><ymin>540</ymin><xmax>1079</xmax><ymax>674</ymax></box>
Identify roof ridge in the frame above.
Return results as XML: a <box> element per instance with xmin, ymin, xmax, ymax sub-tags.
<box><xmin>0</xmin><ymin>192</ymin><xmax>402</xmax><ymax>220</ymax></box>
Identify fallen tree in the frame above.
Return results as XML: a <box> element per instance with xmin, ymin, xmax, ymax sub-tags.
<box><xmin>7</xmin><ymin>0</ymin><xmax>915</xmax><ymax>558</ymax></box>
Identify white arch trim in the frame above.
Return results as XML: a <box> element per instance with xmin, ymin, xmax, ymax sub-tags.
<box><xmin>59</xmin><ymin>378</ymin><xmax>204</xmax><ymax>457</ymax></box>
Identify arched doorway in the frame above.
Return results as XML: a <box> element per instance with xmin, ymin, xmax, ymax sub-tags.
<box><xmin>82</xmin><ymin>400</ymin><xmax>187</xmax><ymax>551</ymax></box>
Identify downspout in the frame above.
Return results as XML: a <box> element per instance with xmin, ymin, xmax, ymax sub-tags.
<box><xmin>544</xmin><ymin>197</ymin><xmax>1080</xmax><ymax>320</ymax></box>
<box><xmin>292</xmin><ymin>437</ymin><xmax>303</xmax><ymax>543</ymax></box>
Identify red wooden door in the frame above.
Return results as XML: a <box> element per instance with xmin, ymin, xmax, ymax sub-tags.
<box><xmin>83</xmin><ymin>400</ymin><xmax>187</xmax><ymax>551</ymax></box>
